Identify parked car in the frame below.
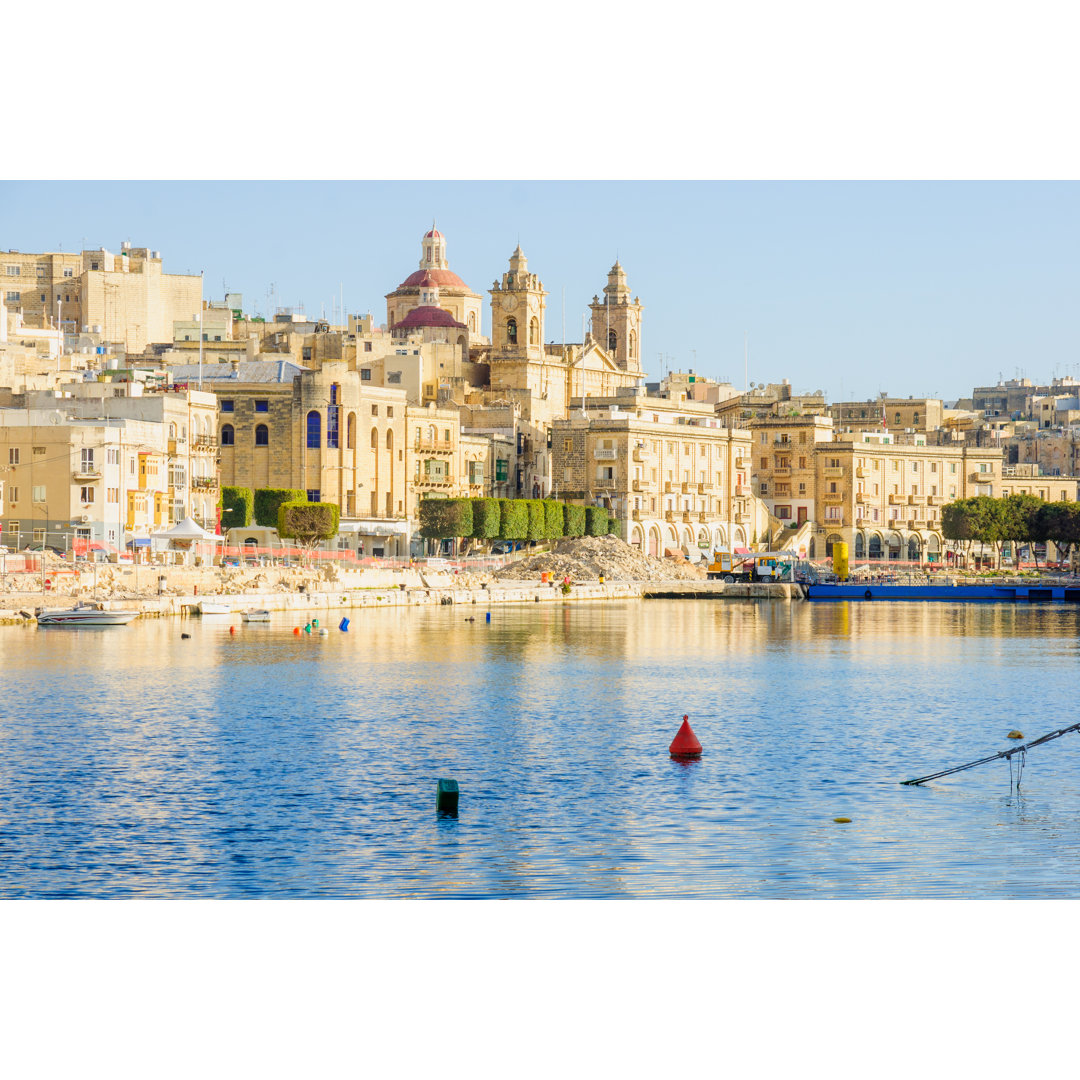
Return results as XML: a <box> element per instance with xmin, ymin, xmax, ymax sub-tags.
<box><xmin>24</xmin><ymin>543</ymin><xmax>66</xmax><ymax>556</ymax></box>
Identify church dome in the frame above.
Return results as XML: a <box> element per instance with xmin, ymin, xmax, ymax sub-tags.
<box><xmin>399</xmin><ymin>267</ymin><xmax>468</xmax><ymax>289</ymax></box>
<box><xmin>394</xmin><ymin>305</ymin><xmax>467</xmax><ymax>330</ymax></box>
<box><xmin>424</xmin><ymin>228</ymin><xmax>443</xmax><ymax>239</ymax></box>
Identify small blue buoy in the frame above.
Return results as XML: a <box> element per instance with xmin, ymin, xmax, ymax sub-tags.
<box><xmin>485</xmin><ymin>612</ymin><xmax>491</xmax><ymax>623</ymax></box>
<box><xmin>339</xmin><ymin>617</ymin><xmax>350</xmax><ymax>631</ymax></box>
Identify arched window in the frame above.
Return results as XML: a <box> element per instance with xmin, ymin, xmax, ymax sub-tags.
<box><xmin>306</xmin><ymin>410</ymin><xmax>321</xmax><ymax>448</ymax></box>
<box><xmin>608</xmin><ymin>329</ymin><xmax>617</xmax><ymax>353</ymax></box>
<box><xmin>908</xmin><ymin>537</ymin><xmax>920</xmax><ymax>561</ymax></box>
<box><xmin>255</xmin><ymin>424</ymin><xmax>268</xmax><ymax>446</ymax></box>
<box><xmin>529</xmin><ymin>317</ymin><xmax>539</xmax><ymax>345</ymax></box>
<box><xmin>506</xmin><ymin>317</ymin><xmax>517</xmax><ymax>345</ymax></box>
<box><xmin>854</xmin><ymin>533</ymin><xmax>865</xmax><ymax>558</ymax></box>
<box><xmin>869</xmin><ymin>534</ymin><xmax>882</xmax><ymax>559</ymax></box>
<box><xmin>168</xmin><ymin>422</ymin><xmax>176</xmax><ymax>439</ymax></box>
<box><xmin>468</xmin><ymin>313</ymin><xmax>476</xmax><ymax>332</ymax></box>
<box><xmin>629</xmin><ymin>330</ymin><xmax>637</xmax><ymax>358</ymax></box>
<box><xmin>370</xmin><ymin>427</ymin><xmax>378</xmax><ymax>449</ymax></box>
<box><xmin>220</xmin><ymin>424</ymin><xmax>234</xmax><ymax>446</ymax></box>
<box><xmin>347</xmin><ymin>412</ymin><xmax>356</xmax><ymax>449</ymax></box>
<box><xmin>386</xmin><ymin>429</ymin><xmax>393</xmax><ymax>450</ymax></box>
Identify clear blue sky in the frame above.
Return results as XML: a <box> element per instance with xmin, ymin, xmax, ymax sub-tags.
<box><xmin>2</xmin><ymin>180</ymin><xmax>1076</xmax><ymax>403</ymax></box>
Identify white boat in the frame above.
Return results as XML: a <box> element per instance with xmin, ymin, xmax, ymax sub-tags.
<box><xmin>242</xmin><ymin>609</ymin><xmax>272</xmax><ymax>622</ymax></box>
<box><xmin>36</xmin><ymin>602</ymin><xmax>139</xmax><ymax>626</ymax></box>
<box><xmin>198</xmin><ymin>601</ymin><xmax>232</xmax><ymax>615</ymax></box>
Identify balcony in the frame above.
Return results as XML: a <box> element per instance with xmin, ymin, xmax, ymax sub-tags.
<box><xmin>168</xmin><ymin>439</ymin><xmax>177</xmax><ymax>455</ymax></box>
<box><xmin>681</xmin><ymin>481</ymin><xmax>692</xmax><ymax>493</ymax></box>
<box><xmin>734</xmin><ymin>513</ymin><xmax>749</xmax><ymax>524</ymax></box>
<box><xmin>193</xmin><ymin>435</ymin><xmax>218</xmax><ymax>450</ymax></box>
<box><xmin>664</xmin><ymin>510</ymin><xmax>675</xmax><ymax>522</ymax></box>
<box><xmin>698</xmin><ymin>482</ymin><xmax>713</xmax><ymax>493</ymax></box>
<box><xmin>927</xmin><ymin>495</ymin><xmax>940</xmax><ymax>505</ymax></box>
<box><xmin>889</xmin><ymin>493</ymin><xmax>907</xmax><ymax>505</ymax></box>
<box><xmin>664</xmin><ymin>481</ymin><xmax>676</xmax><ymax>493</ymax></box>
<box><xmin>698</xmin><ymin>512</ymin><xmax>709</xmax><ymax>523</ymax></box>
<box><xmin>772</xmin><ymin>466</ymin><xmax>791</xmax><ymax>478</ymax></box>
<box><xmin>824</xmin><ymin>466</ymin><xmax>844</xmax><ymax>478</ymax></box>
<box><xmin>73</xmin><ymin>467</ymin><xmax>102</xmax><ymax>481</ymax></box>
<box><xmin>681</xmin><ymin>511</ymin><xmax>692</xmax><ymax>523</ymax></box>
<box><xmin>414</xmin><ymin>438</ymin><xmax>453</xmax><ymax>453</ymax></box>
<box><xmin>191</xmin><ymin>476</ymin><xmax>219</xmax><ymax>491</ymax></box>
<box><xmin>855</xmin><ymin>467</ymin><xmax>867</xmax><ymax>478</ymax></box>
<box><xmin>593</xmin><ymin>448</ymin><xmax>617</xmax><ymax>460</ymax></box>
<box><xmin>632</xmin><ymin>509</ymin><xmax>643</xmax><ymax>521</ymax></box>
<box><xmin>908</xmin><ymin>494</ymin><xmax>926</xmax><ymax>505</ymax></box>
<box><xmin>822</xmin><ymin>492</ymin><xmax>844</xmax><ymax>504</ymax></box>
<box><xmin>632</xmin><ymin>479</ymin><xmax>646</xmax><ymax>492</ymax></box>
<box><xmin>969</xmin><ymin>471</ymin><xmax>992</xmax><ymax>483</ymax></box>
<box><xmin>735</xmin><ymin>458</ymin><xmax>750</xmax><ymax>470</ymax></box>
<box><xmin>414</xmin><ymin>475</ymin><xmax>455</xmax><ymax>489</ymax></box>
<box><xmin>632</xmin><ymin>447</ymin><xmax>655</xmax><ymax>463</ymax></box>
<box><xmin>736</xmin><ymin>484</ymin><xmax>752</xmax><ymax>497</ymax></box>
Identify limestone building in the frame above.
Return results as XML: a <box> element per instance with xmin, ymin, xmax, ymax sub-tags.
<box><xmin>551</xmin><ymin>388</ymin><xmax>758</xmax><ymax>557</ymax></box>
<box><xmin>748</xmin><ymin>414</ymin><xmax>835</xmax><ymax>526</ymax></box>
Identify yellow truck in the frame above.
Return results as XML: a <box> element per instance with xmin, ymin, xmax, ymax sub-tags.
<box><xmin>706</xmin><ymin>550</ymin><xmax>782</xmax><ymax>583</ymax></box>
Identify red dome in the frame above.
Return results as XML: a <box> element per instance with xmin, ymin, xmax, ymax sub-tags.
<box><xmin>399</xmin><ymin>268</ymin><xmax>468</xmax><ymax>289</ymax></box>
<box><xmin>394</xmin><ymin>306</ymin><xmax>467</xmax><ymax>330</ymax></box>
<box><xmin>424</xmin><ymin>228</ymin><xmax>443</xmax><ymax>239</ymax></box>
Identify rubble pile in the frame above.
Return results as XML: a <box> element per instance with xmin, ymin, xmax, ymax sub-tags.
<box><xmin>493</xmin><ymin>534</ymin><xmax>706</xmax><ymax>583</ymax></box>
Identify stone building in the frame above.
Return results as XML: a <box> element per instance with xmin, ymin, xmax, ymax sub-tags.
<box><xmin>2</xmin><ymin>242</ymin><xmax>201</xmax><ymax>353</ymax></box>
<box><xmin>812</xmin><ymin>431</ymin><xmax>1003</xmax><ymax>563</ymax></box>
<box><xmin>748</xmin><ymin>414</ymin><xmax>835</xmax><ymax>526</ymax></box>
<box><xmin>551</xmin><ymin>388</ymin><xmax>758</xmax><ymax>557</ymax></box>
<box><xmin>830</xmin><ymin>396</ymin><xmax>944</xmax><ymax>435</ymax></box>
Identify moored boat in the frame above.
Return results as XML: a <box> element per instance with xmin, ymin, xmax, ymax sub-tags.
<box><xmin>36</xmin><ymin>602</ymin><xmax>140</xmax><ymax>626</ymax></box>
<box><xmin>242</xmin><ymin>609</ymin><xmax>271</xmax><ymax>622</ymax></box>
<box><xmin>198</xmin><ymin>601</ymin><xmax>232</xmax><ymax>615</ymax></box>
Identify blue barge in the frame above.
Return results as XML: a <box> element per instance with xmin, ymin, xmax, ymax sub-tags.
<box><xmin>806</xmin><ymin>583</ymin><xmax>1080</xmax><ymax>602</ymax></box>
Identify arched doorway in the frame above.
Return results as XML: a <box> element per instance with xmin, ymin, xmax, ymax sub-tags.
<box><xmin>713</xmin><ymin>525</ymin><xmax>726</xmax><ymax>551</ymax></box>
<box><xmin>887</xmin><ymin>533</ymin><xmax>902</xmax><ymax>561</ymax></box>
<box><xmin>926</xmin><ymin>533</ymin><xmax>941</xmax><ymax>565</ymax></box>
<box><xmin>733</xmin><ymin>527</ymin><xmax>746</xmax><ymax>548</ymax></box>
<box><xmin>869</xmin><ymin>533</ymin><xmax>882</xmax><ymax>560</ymax></box>
<box><xmin>648</xmin><ymin>526</ymin><xmax>661</xmax><ymax>558</ymax></box>
<box><xmin>630</xmin><ymin>524</ymin><xmax>645</xmax><ymax>549</ymax></box>
<box><xmin>825</xmin><ymin>533</ymin><xmax>843</xmax><ymax>557</ymax></box>
<box><xmin>907</xmin><ymin>536</ymin><xmax>920</xmax><ymax>562</ymax></box>
<box><xmin>854</xmin><ymin>532</ymin><xmax>865</xmax><ymax>559</ymax></box>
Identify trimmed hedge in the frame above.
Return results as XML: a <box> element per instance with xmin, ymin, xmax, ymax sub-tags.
<box><xmin>419</xmin><ymin>497</ymin><xmax>473</xmax><ymax>540</ymax></box>
<box><xmin>470</xmin><ymin>498</ymin><xmax>502</xmax><ymax>542</ymax></box>
<box><xmin>563</xmin><ymin>503</ymin><xmax>586</xmax><ymax>538</ymax></box>
<box><xmin>606</xmin><ymin>515</ymin><xmax>620</xmax><ymax>537</ymax></box>
<box><xmin>499</xmin><ymin>498</ymin><xmax>529</xmax><ymax>540</ymax></box>
<box><xmin>585</xmin><ymin>507</ymin><xmax>609</xmax><ymax>537</ymax></box>
<box><xmin>526</xmin><ymin>499</ymin><xmax>546</xmax><ymax>541</ymax></box>
<box><xmin>221</xmin><ymin>486</ymin><xmax>253</xmax><ymax>531</ymax></box>
<box><xmin>254</xmin><ymin>488</ymin><xmax>305</xmax><ymax>528</ymax></box>
<box><xmin>543</xmin><ymin>500</ymin><xmax>564</xmax><ymax>540</ymax></box>
<box><xmin>278</xmin><ymin>500</ymin><xmax>339</xmax><ymax>542</ymax></box>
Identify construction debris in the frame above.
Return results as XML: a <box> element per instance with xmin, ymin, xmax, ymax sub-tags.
<box><xmin>493</xmin><ymin>534</ymin><xmax>707</xmax><ymax>583</ymax></box>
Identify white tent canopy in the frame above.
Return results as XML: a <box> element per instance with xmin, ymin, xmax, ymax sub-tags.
<box><xmin>155</xmin><ymin>516</ymin><xmax>221</xmax><ymax>542</ymax></box>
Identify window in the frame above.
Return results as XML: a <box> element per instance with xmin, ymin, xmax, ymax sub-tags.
<box><xmin>32</xmin><ymin>485</ymin><xmax>45</xmax><ymax>502</ymax></box>
<box><xmin>108</xmin><ymin>488</ymin><xmax>119</xmax><ymax>504</ymax></box>
<box><xmin>361</xmin><ymin>368</ymin><xmax>372</xmax><ymax>381</ymax></box>
<box><xmin>387</xmin><ymin>372</ymin><xmax>402</xmax><ymax>384</ymax></box>
<box><xmin>370</xmin><ymin>427</ymin><xmax>378</xmax><ymax>449</ymax></box>
<box><xmin>5</xmin><ymin>266</ymin><xmax>19</xmax><ymax>276</ymax></box>
<box><xmin>8</xmin><ymin>487</ymin><xmax>17</xmax><ymax>503</ymax></box>
<box><xmin>63</xmin><ymin>268</ymin><xmax>73</xmax><ymax>278</ymax></box>
<box><xmin>254</xmin><ymin>400</ymin><xmax>268</xmax><ymax>413</ymax></box>
<box><xmin>371</xmin><ymin>404</ymin><xmax>379</xmax><ymax>417</ymax></box>
<box><xmin>254</xmin><ymin>424</ymin><xmax>268</xmax><ymax>446</ymax></box>
<box><xmin>327</xmin><ymin>385</ymin><xmax>339</xmax><ymax>448</ymax></box>
<box><xmin>40</xmin><ymin>293</ymin><xmax>46</xmax><ymax>303</ymax></box>
<box><xmin>5</xmin><ymin>292</ymin><xmax>20</xmax><ymax>303</ymax></box>
<box><xmin>306</xmin><ymin>490</ymin><xmax>320</xmax><ymax>503</ymax></box>
<box><xmin>221</xmin><ymin>400</ymin><xmax>234</xmax><ymax>413</ymax></box>
<box><xmin>7</xmin><ymin>448</ymin><xmax>18</xmax><ymax>465</ymax></box>
<box><xmin>776</xmin><ymin>505</ymin><xmax>791</xmax><ymax>519</ymax></box>
<box><xmin>759</xmin><ymin>482</ymin><xmax>768</xmax><ymax>494</ymax></box>
<box><xmin>220</xmin><ymin>425</ymin><xmax>235</xmax><ymax>446</ymax></box>
<box><xmin>387</xmin><ymin>407</ymin><xmax>394</xmax><ymax>418</ymax></box>
<box><xmin>529</xmin><ymin>317</ymin><xmax>539</xmax><ymax>345</ymax></box>
<box><xmin>306</xmin><ymin>411</ymin><xmax>321</xmax><ymax>448</ymax></box>
<box><xmin>364</xmin><ymin>342</ymin><xmax>372</xmax><ymax>353</ymax></box>
<box><xmin>33</xmin><ymin>529</ymin><xmax>45</xmax><ymax>543</ymax></box>
<box><xmin>81</xmin><ymin>449</ymin><xmax>95</xmax><ymax>472</ymax></box>
<box><xmin>80</xmin><ymin>486</ymin><xmax>95</xmax><ymax>503</ymax></box>
<box><xmin>386</xmin><ymin>430</ymin><xmax>393</xmax><ymax>450</ymax></box>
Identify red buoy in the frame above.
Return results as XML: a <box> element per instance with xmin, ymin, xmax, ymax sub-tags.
<box><xmin>669</xmin><ymin>715</ymin><xmax>702</xmax><ymax>759</ymax></box>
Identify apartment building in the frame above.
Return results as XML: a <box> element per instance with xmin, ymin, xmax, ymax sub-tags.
<box><xmin>552</xmin><ymin>389</ymin><xmax>759</xmax><ymax>558</ymax></box>
<box><xmin>830</xmin><ymin>396</ymin><xmax>944</xmax><ymax>434</ymax></box>
<box><xmin>748</xmin><ymin>415</ymin><xmax>835</xmax><ymax>526</ymax></box>
<box><xmin>813</xmin><ymin>431</ymin><xmax>1003</xmax><ymax>562</ymax></box>
<box><xmin>404</xmin><ymin>404</ymin><xmax>490</xmax><ymax>522</ymax></box>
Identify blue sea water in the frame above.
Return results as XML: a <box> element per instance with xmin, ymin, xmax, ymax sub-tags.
<box><xmin>1</xmin><ymin>599</ymin><xmax>1079</xmax><ymax>898</ymax></box>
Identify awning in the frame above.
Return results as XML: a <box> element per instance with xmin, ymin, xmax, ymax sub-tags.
<box><xmin>734</xmin><ymin>547</ymin><xmax>752</xmax><ymax>554</ymax></box>
<box><xmin>127</xmin><ymin>538</ymin><xmax>151</xmax><ymax>547</ymax></box>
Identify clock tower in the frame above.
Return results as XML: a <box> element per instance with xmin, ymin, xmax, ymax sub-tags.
<box><xmin>489</xmin><ymin>245</ymin><xmax>546</xmax><ymax>362</ymax></box>
<box><xmin>589</xmin><ymin>260</ymin><xmax>643</xmax><ymax>375</ymax></box>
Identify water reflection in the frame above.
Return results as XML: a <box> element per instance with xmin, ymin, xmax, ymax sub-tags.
<box><xmin>1</xmin><ymin>601</ymin><xmax>1079</xmax><ymax>897</ymax></box>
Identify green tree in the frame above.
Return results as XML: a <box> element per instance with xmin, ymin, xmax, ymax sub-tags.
<box><xmin>1039</xmin><ymin>501</ymin><xmax>1080</xmax><ymax>568</ymax></box>
<box><xmin>499</xmin><ymin>499</ymin><xmax>528</xmax><ymax>541</ymax></box>
<box><xmin>563</xmin><ymin>503</ymin><xmax>586</xmax><ymax>538</ymax></box>
<box><xmin>1001</xmin><ymin>493</ymin><xmax>1044</xmax><ymax>568</ymax></box>
<box><xmin>254</xmin><ymin>488</ymin><xmax>305</xmax><ymax>528</ymax></box>
<box><xmin>584</xmin><ymin>506</ymin><xmax>609</xmax><ymax>537</ymax></box>
<box><xmin>220</xmin><ymin>486</ymin><xmax>254</xmax><ymax>531</ymax></box>
<box><xmin>543</xmin><ymin>500</ymin><xmax>564</xmax><ymax>540</ymax></box>
<box><xmin>277</xmin><ymin>500</ymin><xmax>340</xmax><ymax>560</ymax></box>
<box><xmin>470</xmin><ymin>498</ymin><xmax>502</xmax><ymax>552</ymax></box>
<box><xmin>526</xmin><ymin>499</ymin><xmax>546</xmax><ymax>541</ymax></box>
<box><xmin>419</xmin><ymin>497</ymin><xmax>473</xmax><ymax>542</ymax></box>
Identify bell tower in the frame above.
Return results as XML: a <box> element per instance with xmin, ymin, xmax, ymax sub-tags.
<box><xmin>589</xmin><ymin>260</ymin><xmax>643</xmax><ymax>374</ymax></box>
<box><xmin>489</xmin><ymin>245</ymin><xmax>547</xmax><ymax>361</ymax></box>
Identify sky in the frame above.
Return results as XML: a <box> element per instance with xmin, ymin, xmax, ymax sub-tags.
<box><xmin>3</xmin><ymin>180</ymin><xmax>1076</xmax><ymax>405</ymax></box>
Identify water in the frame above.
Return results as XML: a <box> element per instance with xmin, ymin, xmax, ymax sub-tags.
<box><xmin>2</xmin><ymin>600</ymin><xmax>1079</xmax><ymax>898</ymax></box>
